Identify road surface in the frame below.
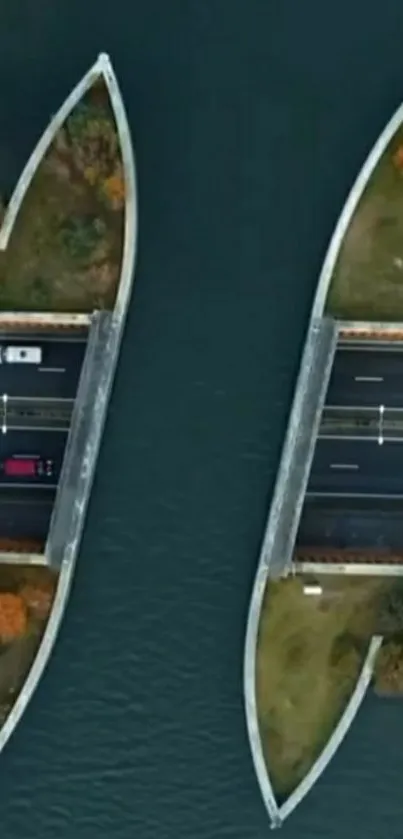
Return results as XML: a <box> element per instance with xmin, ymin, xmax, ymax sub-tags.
<box><xmin>0</xmin><ymin>336</ymin><xmax>86</xmax><ymax>399</ymax></box>
<box><xmin>326</xmin><ymin>347</ymin><xmax>403</xmax><ymax>408</ymax></box>
<box><xmin>298</xmin><ymin>496</ymin><xmax>403</xmax><ymax>550</ymax></box>
<box><xmin>0</xmin><ymin>487</ymin><xmax>55</xmax><ymax>541</ymax></box>
<box><xmin>308</xmin><ymin>437</ymin><xmax>403</xmax><ymax>496</ymax></box>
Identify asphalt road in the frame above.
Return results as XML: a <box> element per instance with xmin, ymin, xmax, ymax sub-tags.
<box><xmin>326</xmin><ymin>347</ymin><xmax>403</xmax><ymax>408</ymax></box>
<box><xmin>0</xmin><ymin>333</ymin><xmax>84</xmax><ymax>543</ymax></box>
<box><xmin>0</xmin><ymin>336</ymin><xmax>86</xmax><ymax>399</ymax></box>
<box><xmin>308</xmin><ymin>437</ymin><xmax>403</xmax><ymax>496</ymax></box>
<box><xmin>298</xmin><ymin>496</ymin><xmax>403</xmax><ymax>550</ymax></box>
<box><xmin>0</xmin><ymin>487</ymin><xmax>55</xmax><ymax>541</ymax></box>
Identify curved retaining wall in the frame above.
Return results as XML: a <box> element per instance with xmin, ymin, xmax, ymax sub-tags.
<box><xmin>0</xmin><ymin>53</ymin><xmax>137</xmax><ymax>756</ymax></box>
<box><xmin>244</xmin><ymin>99</ymin><xmax>403</xmax><ymax>827</ymax></box>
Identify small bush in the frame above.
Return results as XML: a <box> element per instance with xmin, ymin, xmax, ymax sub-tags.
<box><xmin>330</xmin><ymin>632</ymin><xmax>362</xmax><ymax>667</ymax></box>
<box><xmin>59</xmin><ymin>215</ymin><xmax>105</xmax><ymax>262</ymax></box>
<box><xmin>375</xmin><ymin>584</ymin><xmax>403</xmax><ymax>636</ymax></box>
<box><xmin>374</xmin><ymin>639</ymin><xmax>403</xmax><ymax>694</ymax></box>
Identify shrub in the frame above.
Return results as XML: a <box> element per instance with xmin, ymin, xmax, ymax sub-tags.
<box><xmin>374</xmin><ymin>639</ymin><xmax>403</xmax><ymax>694</ymax></box>
<box><xmin>59</xmin><ymin>215</ymin><xmax>104</xmax><ymax>262</ymax></box>
<box><xmin>375</xmin><ymin>584</ymin><xmax>403</xmax><ymax>636</ymax></box>
<box><xmin>330</xmin><ymin>632</ymin><xmax>362</xmax><ymax>667</ymax></box>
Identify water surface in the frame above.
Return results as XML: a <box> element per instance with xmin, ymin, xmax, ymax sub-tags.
<box><xmin>0</xmin><ymin>2</ymin><xmax>403</xmax><ymax>838</ymax></box>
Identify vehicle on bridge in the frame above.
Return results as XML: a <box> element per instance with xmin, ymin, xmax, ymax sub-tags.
<box><xmin>2</xmin><ymin>456</ymin><xmax>54</xmax><ymax>478</ymax></box>
<box><xmin>0</xmin><ymin>346</ymin><xmax>42</xmax><ymax>364</ymax></box>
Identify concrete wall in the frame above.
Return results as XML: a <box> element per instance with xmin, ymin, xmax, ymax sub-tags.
<box><xmin>0</xmin><ymin>53</ymin><xmax>137</xmax><ymax>758</ymax></box>
<box><xmin>296</xmin><ymin>561</ymin><xmax>403</xmax><ymax>577</ymax></box>
<box><xmin>259</xmin><ymin>316</ymin><xmax>337</xmax><ymax>581</ymax></box>
<box><xmin>45</xmin><ymin>310</ymin><xmax>112</xmax><ymax>569</ymax></box>
<box><xmin>0</xmin><ymin>552</ymin><xmax>47</xmax><ymax>565</ymax></box>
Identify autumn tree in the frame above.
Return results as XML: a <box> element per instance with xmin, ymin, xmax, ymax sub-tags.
<box><xmin>65</xmin><ymin>99</ymin><xmax>125</xmax><ymax>211</ymax></box>
<box><xmin>0</xmin><ymin>593</ymin><xmax>27</xmax><ymax>643</ymax></box>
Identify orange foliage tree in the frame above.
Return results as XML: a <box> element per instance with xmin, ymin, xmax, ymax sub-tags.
<box><xmin>0</xmin><ymin>593</ymin><xmax>27</xmax><ymax>643</ymax></box>
<box><xmin>66</xmin><ymin>101</ymin><xmax>124</xmax><ymax>211</ymax></box>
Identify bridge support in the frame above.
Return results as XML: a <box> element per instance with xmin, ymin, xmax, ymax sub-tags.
<box><xmin>260</xmin><ymin>317</ymin><xmax>338</xmax><ymax>579</ymax></box>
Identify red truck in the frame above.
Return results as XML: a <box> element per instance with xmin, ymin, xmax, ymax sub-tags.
<box><xmin>3</xmin><ymin>457</ymin><xmax>54</xmax><ymax>478</ymax></box>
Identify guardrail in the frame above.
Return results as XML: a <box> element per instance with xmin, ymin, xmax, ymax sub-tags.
<box><xmin>45</xmin><ymin>310</ymin><xmax>111</xmax><ymax>567</ymax></box>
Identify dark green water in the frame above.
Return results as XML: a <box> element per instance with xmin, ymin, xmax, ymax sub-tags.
<box><xmin>1</xmin><ymin>2</ymin><xmax>403</xmax><ymax>837</ymax></box>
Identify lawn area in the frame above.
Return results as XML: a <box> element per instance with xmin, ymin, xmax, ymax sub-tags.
<box><xmin>0</xmin><ymin>564</ymin><xmax>57</xmax><ymax>726</ymax></box>
<box><xmin>326</xmin><ymin>122</ymin><xmax>403</xmax><ymax>320</ymax></box>
<box><xmin>256</xmin><ymin>574</ymin><xmax>390</xmax><ymax>799</ymax></box>
<box><xmin>0</xmin><ymin>76</ymin><xmax>124</xmax><ymax>313</ymax></box>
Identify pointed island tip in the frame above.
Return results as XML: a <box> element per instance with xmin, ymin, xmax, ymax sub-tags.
<box><xmin>97</xmin><ymin>51</ymin><xmax>112</xmax><ymax>71</ymax></box>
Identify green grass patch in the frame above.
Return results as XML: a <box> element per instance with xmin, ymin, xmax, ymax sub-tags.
<box><xmin>256</xmin><ymin>574</ymin><xmax>390</xmax><ymax>798</ymax></box>
<box><xmin>326</xmin><ymin>124</ymin><xmax>403</xmax><ymax>320</ymax></box>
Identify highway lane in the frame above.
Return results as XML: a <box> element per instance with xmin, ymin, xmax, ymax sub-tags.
<box><xmin>0</xmin><ymin>331</ymin><xmax>87</xmax><ymax>343</ymax></box>
<box><xmin>0</xmin><ymin>487</ymin><xmax>55</xmax><ymax>541</ymax></box>
<box><xmin>308</xmin><ymin>437</ymin><xmax>403</xmax><ymax>496</ymax></box>
<box><xmin>298</xmin><ymin>496</ymin><xmax>403</xmax><ymax>550</ymax></box>
<box><xmin>0</xmin><ymin>429</ymin><xmax>68</xmax><ymax>486</ymax></box>
<box><xmin>326</xmin><ymin>348</ymin><xmax>403</xmax><ymax>408</ymax></box>
<box><xmin>0</xmin><ymin>337</ymin><xmax>86</xmax><ymax>399</ymax></box>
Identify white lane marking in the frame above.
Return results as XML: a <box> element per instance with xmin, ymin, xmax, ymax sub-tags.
<box><xmin>330</xmin><ymin>463</ymin><xmax>359</xmax><ymax>470</ymax></box>
<box><xmin>39</xmin><ymin>367</ymin><xmax>66</xmax><ymax>373</ymax></box>
<box><xmin>354</xmin><ymin>376</ymin><xmax>384</xmax><ymax>382</ymax></box>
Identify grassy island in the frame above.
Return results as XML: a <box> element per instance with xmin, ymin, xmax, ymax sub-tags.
<box><xmin>0</xmin><ymin>76</ymin><xmax>124</xmax><ymax>313</ymax></box>
<box><xmin>256</xmin><ymin>574</ymin><xmax>391</xmax><ymax>798</ymax></box>
<box><xmin>326</xmin><ymin>123</ymin><xmax>403</xmax><ymax>320</ymax></box>
<box><xmin>0</xmin><ymin>65</ymin><xmax>128</xmax><ymax>731</ymax></box>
